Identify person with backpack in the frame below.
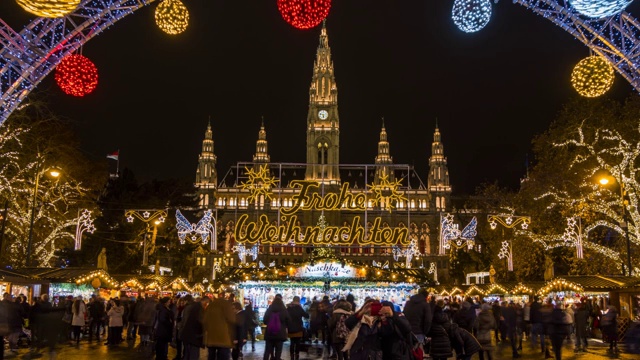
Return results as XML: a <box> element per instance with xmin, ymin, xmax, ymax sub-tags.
<box><xmin>287</xmin><ymin>296</ymin><xmax>309</xmax><ymax>360</ymax></box>
<box><xmin>343</xmin><ymin>300</ymin><xmax>383</xmax><ymax>360</ymax></box>
<box><xmin>328</xmin><ymin>300</ymin><xmax>353</xmax><ymax>360</ymax></box>
<box><xmin>263</xmin><ymin>296</ymin><xmax>290</xmax><ymax>360</ymax></box>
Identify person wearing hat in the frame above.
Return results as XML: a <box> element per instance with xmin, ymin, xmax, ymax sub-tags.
<box><xmin>342</xmin><ymin>300</ymin><xmax>383</xmax><ymax>360</ymax></box>
<box><xmin>474</xmin><ymin>303</ymin><xmax>496</xmax><ymax>360</ymax></box>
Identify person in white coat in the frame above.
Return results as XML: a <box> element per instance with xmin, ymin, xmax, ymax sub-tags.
<box><xmin>71</xmin><ymin>297</ymin><xmax>87</xmax><ymax>345</ymax></box>
<box><xmin>107</xmin><ymin>299</ymin><xmax>125</xmax><ymax>345</ymax></box>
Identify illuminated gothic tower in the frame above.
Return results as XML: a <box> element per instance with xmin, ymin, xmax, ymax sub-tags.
<box><xmin>374</xmin><ymin>119</ymin><xmax>394</xmax><ymax>184</ymax></box>
<box><xmin>428</xmin><ymin>123</ymin><xmax>451</xmax><ymax>211</ymax></box>
<box><xmin>253</xmin><ymin>117</ymin><xmax>270</xmax><ymax>166</ymax></box>
<box><xmin>195</xmin><ymin>121</ymin><xmax>217</xmax><ymax>209</ymax></box>
<box><xmin>305</xmin><ymin>21</ymin><xmax>340</xmax><ymax>184</ymax></box>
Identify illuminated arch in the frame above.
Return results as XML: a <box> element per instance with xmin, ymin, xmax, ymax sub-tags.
<box><xmin>2</xmin><ymin>0</ymin><xmax>640</xmax><ymax>125</ymax></box>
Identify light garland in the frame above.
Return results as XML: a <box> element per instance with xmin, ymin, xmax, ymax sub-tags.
<box><xmin>277</xmin><ymin>0</ymin><xmax>332</xmax><ymax>30</ymax></box>
<box><xmin>74</xmin><ymin>270</ymin><xmax>118</xmax><ymax>288</ymax></box>
<box><xmin>74</xmin><ymin>209</ymin><xmax>96</xmax><ymax>250</ymax></box>
<box><xmin>451</xmin><ymin>0</ymin><xmax>492</xmax><ymax>33</ymax></box>
<box><xmin>15</xmin><ymin>0</ymin><xmax>81</xmax><ymax>18</ymax></box>
<box><xmin>568</xmin><ymin>0</ymin><xmax>632</xmax><ymax>19</ymax></box>
<box><xmin>155</xmin><ymin>0</ymin><xmax>189</xmax><ymax>35</ymax></box>
<box><xmin>571</xmin><ymin>55</ymin><xmax>615</xmax><ymax>97</ymax></box>
<box><xmin>537</xmin><ymin>278</ymin><xmax>584</xmax><ymax>296</ymax></box>
<box><xmin>175</xmin><ymin>209</ymin><xmax>215</xmax><ymax>246</ymax></box>
<box><xmin>54</xmin><ymin>54</ymin><xmax>98</xmax><ymax>97</ymax></box>
<box><xmin>512</xmin><ymin>283</ymin><xmax>534</xmax><ymax>294</ymax></box>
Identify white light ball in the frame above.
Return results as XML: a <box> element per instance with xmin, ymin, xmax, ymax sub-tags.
<box><xmin>452</xmin><ymin>0</ymin><xmax>492</xmax><ymax>33</ymax></box>
<box><xmin>568</xmin><ymin>0</ymin><xmax>633</xmax><ymax>19</ymax></box>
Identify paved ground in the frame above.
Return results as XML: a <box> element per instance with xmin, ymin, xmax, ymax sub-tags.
<box><xmin>3</xmin><ymin>335</ymin><xmax>638</xmax><ymax>359</ymax></box>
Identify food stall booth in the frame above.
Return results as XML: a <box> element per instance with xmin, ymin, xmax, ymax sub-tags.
<box><xmin>0</xmin><ymin>268</ymin><xmax>38</xmax><ymax>299</ymax></box>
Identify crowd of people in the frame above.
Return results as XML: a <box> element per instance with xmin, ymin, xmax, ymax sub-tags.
<box><xmin>0</xmin><ymin>289</ymin><xmax>631</xmax><ymax>360</ymax></box>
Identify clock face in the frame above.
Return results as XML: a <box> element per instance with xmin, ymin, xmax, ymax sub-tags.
<box><xmin>318</xmin><ymin>110</ymin><xmax>328</xmax><ymax>120</ymax></box>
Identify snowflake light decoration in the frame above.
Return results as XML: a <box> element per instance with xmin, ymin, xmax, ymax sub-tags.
<box><xmin>568</xmin><ymin>0</ymin><xmax>632</xmax><ymax>19</ymax></box>
<box><xmin>240</xmin><ymin>165</ymin><xmax>278</xmax><ymax>203</ymax></box>
<box><xmin>452</xmin><ymin>0</ymin><xmax>492</xmax><ymax>33</ymax></box>
<box><xmin>367</xmin><ymin>174</ymin><xmax>407</xmax><ymax>213</ymax></box>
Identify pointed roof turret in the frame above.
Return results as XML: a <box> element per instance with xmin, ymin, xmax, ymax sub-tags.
<box><xmin>253</xmin><ymin>117</ymin><xmax>270</xmax><ymax>163</ymax></box>
<box><xmin>309</xmin><ymin>20</ymin><xmax>337</xmax><ymax>107</ymax></box>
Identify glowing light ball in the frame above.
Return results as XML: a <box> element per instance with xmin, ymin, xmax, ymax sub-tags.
<box><xmin>452</xmin><ymin>0</ymin><xmax>492</xmax><ymax>33</ymax></box>
<box><xmin>155</xmin><ymin>0</ymin><xmax>189</xmax><ymax>35</ymax></box>
<box><xmin>54</xmin><ymin>54</ymin><xmax>98</xmax><ymax>97</ymax></box>
<box><xmin>277</xmin><ymin>0</ymin><xmax>331</xmax><ymax>30</ymax></box>
<box><xmin>568</xmin><ymin>0</ymin><xmax>632</xmax><ymax>19</ymax></box>
<box><xmin>571</xmin><ymin>55</ymin><xmax>615</xmax><ymax>97</ymax></box>
<box><xmin>15</xmin><ymin>0</ymin><xmax>81</xmax><ymax>18</ymax></box>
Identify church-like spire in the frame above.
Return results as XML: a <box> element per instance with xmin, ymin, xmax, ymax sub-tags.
<box><xmin>253</xmin><ymin>116</ymin><xmax>270</xmax><ymax>164</ymax></box>
<box><xmin>195</xmin><ymin>120</ymin><xmax>218</xmax><ymax>209</ymax></box>
<box><xmin>428</xmin><ymin>121</ymin><xmax>451</xmax><ymax>211</ymax></box>
<box><xmin>374</xmin><ymin>118</ymin><xmax>394</xmax><ymax>184</ymax></box>
<box><xmin>306</xmin><ymin>22</ymin><xmax>340</xmax><ymax>184</ymax></box>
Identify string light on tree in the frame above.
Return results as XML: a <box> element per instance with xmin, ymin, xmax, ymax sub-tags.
<box><xmin>571</xmin><ymin>55</ymin><xmax>614</xmax><ymax>97</ymax></box>
<box><xmin>451</xmin><ymin>0</ymin><xmax>492</xmax><ymax>33</ymax></box>
<box><xmin>155</xmin><ymin>0</ymin><xmax>189</xmax><ymax>35</ymax></box>
<box><xmin>277</xmin><ymin>0</ymin><xmax>332</xmax><ymax>30</ymax></box>
<box><xmin>568</xmin><ymin>0</ymin><xmax>632</xmax><ymax>19</ymax></box>
<box><xmin>54</xmin><ymin>54</ymin><xmax>98</xmax><ymax>97</ymax></box>
<box><xmin>15</xmin><ymin>0</ymin><xmax>81</xmax><ymax>18</ymax></box>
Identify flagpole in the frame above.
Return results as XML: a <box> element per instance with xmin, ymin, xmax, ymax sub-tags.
<box><xmin>116</xmin><ymin>149</ymin><xmax>120</xmax><ymax>177</ymax></box>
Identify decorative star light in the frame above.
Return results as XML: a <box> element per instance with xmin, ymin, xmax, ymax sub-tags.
<box><xmin>240</xmin><ymin>165</ymin><xmax>278</xmax><ymax>203</ymax></box>
<box><xmin>568</xmin><ymin>0</ymin><xmax>632</xmax><ymax>19</ymax></box>
<box><xmin>158</xmin><ymin>216</ymin><xmax>166</xmax><ymax>223</ymax></box>
<box><xmin>428</xmin><ymin>262</ymin><xmax>438</xmax><ymax>283</ymax></box>
<box><xmin>498</xmin><ymin>240</ymin><xmax>514</xmax><ymax>271</ymax></box>
<box><xmin>439</xmin><ymin>214</ymin><xmax>478</xmax><ymax>253</ymax></box>
<box><xmin>126</xmin><ymin>215</ymin><xmax>134</xmax><ymax>223</ymax></box>
<box><xmin>392</xmin><ymin>239</ymin><xmax>421</xmax><ymax>268</ymax></box>
<box><xmin>233</xmin><ymin>243</ymin><xmax>259</xmax><ymax>263</ymax></box>
<box><xmin>175</xmin><ymin>209</ymin><xmax>215</xmax><ymax>246</ymax></box>
<box><xmin>75</xmin><ymin>209</ymin><xmax>96</xmax><ymax>250</ymax></box>
<box><xmin>452</xmin><ymin>0</ymin><xmax>492</xmax><ymax>33</ymax></box>
<box><xmin>367</xmin><ymin>174</ymin><xmax>407</xmax><ymax>213</ymax></box>
<box><xmin>143</xmin><ymin>211</ymin><xmax>150</xmax><ymax>219</ymax></box>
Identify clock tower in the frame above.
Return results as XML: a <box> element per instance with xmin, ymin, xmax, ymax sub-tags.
<box><xmin>305</xmin><ymin>21</ymin><xmax>340</xmax><ymax>184</ymax></box>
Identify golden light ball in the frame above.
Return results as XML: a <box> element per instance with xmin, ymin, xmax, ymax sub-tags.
<box><xmin>571</xmin><ymin>55</ymin><xmax>615</xmax><ymax>98</ymax></box>
<box><xmin>155</xmin><ymin>0</ymin><xmax>189</xmax><ymax>35</ymax></box>
<box><xmin>16</xmin><ymin>0</ymin><xmax>81</xmax><ymax>18</ymax></box>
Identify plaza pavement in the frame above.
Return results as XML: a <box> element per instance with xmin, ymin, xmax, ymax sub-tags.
<box><xmin>4</xmin><ymin>335</ymin><xmax>638</xmax><ymax>359</ymax></box>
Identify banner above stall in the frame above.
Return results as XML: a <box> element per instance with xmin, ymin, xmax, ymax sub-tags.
<box><xmin>294</xmin><ymin>262</ymin><xmax>364</xmax><ymax>279</ymax></box>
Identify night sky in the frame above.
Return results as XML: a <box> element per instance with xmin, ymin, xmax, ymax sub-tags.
<box><xmin>1</xmin><ymin>1</ymin><xmax>638</xmax><ymax>195</ymax></box>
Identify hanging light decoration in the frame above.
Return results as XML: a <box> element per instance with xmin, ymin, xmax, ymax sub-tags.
<box><xmin>155</xmin><ymin>0</ymin><xmax>189</xmax><ymax>35</ymax></box>
<box><xmin>568</xmin><ymin>0</ymin><xmax>632</xmax><ymax>19</ymax></box>
<box><xmin>571</xmin><ymin>55</ymin><xmax>615</xmax><ymax>97</ymax></box>
<box><xmin>15</xmin><ymin>0</ymin><xmax>82</xmax><ymax>18</ymax></box>
<box><xmin>277</xmin><ymin>0</ymin><xmax>332</xmax><ymax>30</ymax></box>
<box><xmin>55</xmin><ymin>54</ymin><xmax>98</xmax><ymax>97</ymax></box>
<box><xmin>452</xmin><ymin>0</ymin><xmax>492</xmax><ymax>33</ymax></box>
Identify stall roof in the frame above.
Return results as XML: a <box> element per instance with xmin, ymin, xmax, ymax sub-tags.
<box><xmin>0</xmin><ymin>268</ymin><xmax>34</xmax><ymax>282</ymax></box>
<box><xmin>112</xmin><ymin>274</ymin><xmax>185</xmax><ymax>290</ymax></box>
<box><xmin>561</xmin><ymin>275</ymin><xmax>640</xmax><ymax>290</ymax></box>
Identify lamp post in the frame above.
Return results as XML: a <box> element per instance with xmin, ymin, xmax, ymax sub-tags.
<box><xmin>598</xmin><ymin>177</ymin><xmax>633</xmax><ymax>276</ymax></box>
<box><xmin>487</xmin><ymin>214</ymin><xmax>531</xmax><ymax>272</ymax></box>
<box><xmin>26</xmin><ymin>161</ymin><xmax>61</xmax><ymax>267</ymax></box>
<box><xmin>125</xmin><ymin>209</ymin><xmax>167</xmax><ymax>266</ymax></box>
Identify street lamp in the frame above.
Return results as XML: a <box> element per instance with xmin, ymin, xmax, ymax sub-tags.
<box><xmin>26</xmin><ymin>163</ymin><xmax>62</xmax><ymax>267</ymax></box>
<box><xmin>125</xmin><ymin>209</ymin><xmax>167</xmax><ymax>266</ymax></box>
<box><xmin>597</xmin><ymin>175</ymin><xmax>633</xmax><ymax>276</ymax></box>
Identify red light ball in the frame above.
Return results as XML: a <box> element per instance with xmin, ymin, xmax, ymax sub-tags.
<box><xmin>277</xmin><ymin>0</ymin><xmax>331</xmax><ymax>30</ymax></box>
<box><xmin>54</xmin><ymin>54</ymin><xmax>98</xmax><ymax>97</ymax></box>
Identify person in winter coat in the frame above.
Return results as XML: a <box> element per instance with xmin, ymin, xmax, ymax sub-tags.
<box><xmin>450</xmin><ymin>324</ymin><xmax>482</xmax><ymax>360</ymax></box>
<box><xmin>403</xmin><ymin>288</ymin><xmax>432</xmax><ymax>346</ymax></box>
<box><xmin>573</xmin><ymin>302</ymin><xmax>589</xmax><ymax>351</ymax></box>
<box><xmin>308</xmin><ymin>298</ymin><xmax>321</xmax><ymax>343</ymax></box>
<box><xmin>601</xmin><ymin>305</ymin><xmax>619</xmax><ymax>353</ymax></box>
<box><xmin>319</xmin><ymin>296</ymin><xmax>333</xmax><ymax>345</ymax></box>
<box><xmin>549</xmin><ymin>304</ymin><xmax>570</xmax><ymax>360</ymax></box>
<box><xmin>263</xmin><ymin>296</ymin><xmax>291</xmax><ymax>360</ymax></box>
<box><xmin>88</xmin><ymin>295</ymin><xmax>105</xmax><ymax>342</ymax></box>
<box><xmin>378</xmin><ymin>301</ymin><xmax>412</xmax><ymax>360</ymax></box>
<box><xmin>180</xmin><ymin>295</ymin><xmax>206</xmax><ymax>360</ymax></box>
<box><xmin>106</xmin><ymin>299</ymin><xmax>124</xmax><ymax>345</ymax></box>
<box><xmin>287</xmin><ymin>296</ymin><xmax>309</xmax><ymax>360</ymax></box>
<box><xmin>71</xmin><ymin>297</ymin><xmax>87</xmax><ymax>345</ymax></box>
<box><xmin>343</xmin><ymin>300</ymin><xmax>383</xmax><ymax>360</ymax></box>
<box><xmin>127</xmin><ymin>296</ymin><xmax>139</xmax><ymax>340</ymax></box>
<box><xmin>204</xmin><ymin>293</ymin><xmax>236</xmax><ymax>360</ymax></box>
<box><xmin>501</xmin><ymin>301</ymin><xmax>520</xmax><ymax>358</ymax></box>
<box><xmin>453</xmin><ymin>301</ymin><xmax>475</xmax><ymax>333</ymax></box>
<box><xmin>137</xmin><ymin>296</ymin><xmax>158</xmax><ymax>346</ymax></box>
<box><xmin>231</xmin><ymin>302</ymin><xmax>247</xmax><ymax>360</ymax></box>
<box><xmin>245</xmin><ymin>300</ymin><xmax>259</xmax><ymax>351</ymax></box>
<box><xmin>474</xmin><ymin>303</ymin><xmax>496</xmax><ymax>360</ymax></box>
<box><xmin>328</xmin><ymin>300</ymin><xmax>353</xmax><ymax>360</ymax></box>
<box><xmin>346</xmin><ymin>294</ymin><xmax>357</xmax><ymax>314</ymax></box>
<box><xmin>155</xmin><ymin>297</ymin><xmax>175</xmax><ymax>360</ymax></box>
<box><xmin>429</xmin><ymin>300</ymin><xmax>453</xmax><ymax>360</ymax></box>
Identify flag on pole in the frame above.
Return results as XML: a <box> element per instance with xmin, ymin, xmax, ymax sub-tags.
<box><xmin>107</xmin><ymin>150</ymin><xmax>119</xmax><ymax>161</ymax></box>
